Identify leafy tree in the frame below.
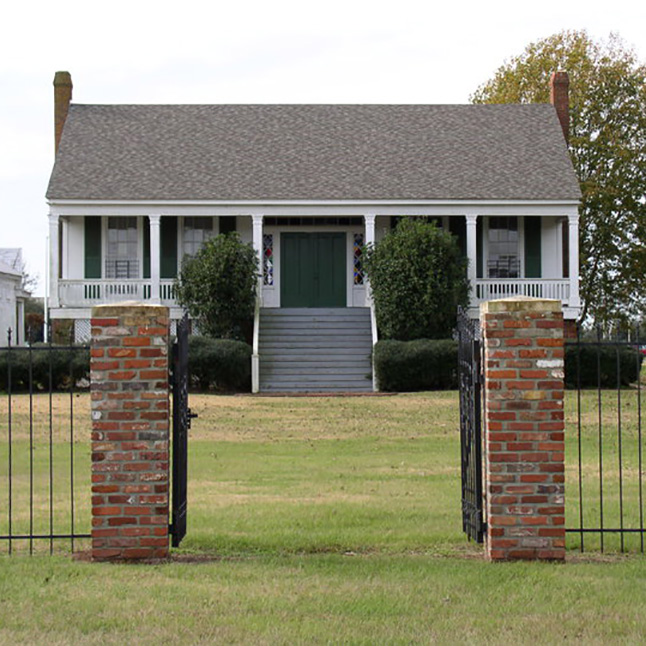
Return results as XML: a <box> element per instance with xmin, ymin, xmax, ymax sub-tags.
<box><xmin>175</xmin><ymin>233</ymin><xmax>258</xmax><ymax>340</ymax></box>
<box><xmin>472</xmin><ymin>30</ymin><xmax>646</xmax><ymax>325</ymax></box>
<box><xmin>363</xmin><ymin>218</ymin><xmax>469</xmax><ymax>340</ymax></box>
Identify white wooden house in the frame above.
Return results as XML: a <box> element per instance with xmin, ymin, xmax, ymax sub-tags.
<box><xmin>0</xmin><ymin>249</ymin><xmax>29</xmax><ymax>346</ymax></box>
<box><xmin>46</xmin><ymin>72</ymin><xmax>580</xmax><ymax>391</ymax></box>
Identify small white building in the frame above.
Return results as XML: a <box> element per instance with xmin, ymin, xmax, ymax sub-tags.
<box><xmin>0</xmin><ymin>249</ymin><xmax>29</xmax><ymax>346</ymax></box>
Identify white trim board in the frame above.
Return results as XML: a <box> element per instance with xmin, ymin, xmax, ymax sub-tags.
<box><xmin>49</xmin><ymin>202</ymin><xmax>579</xmax><ymax>219</ymax></box>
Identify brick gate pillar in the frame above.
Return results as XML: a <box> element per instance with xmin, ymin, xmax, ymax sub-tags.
<box><xmin>480</xmin><ymin>298</ymin><xmax>565</xmax><ymax>561</ymax></box>
<box><xmin>90</xmin><ymin>304</ymin><xmax>170</xmax><ymax>561</ymax></box>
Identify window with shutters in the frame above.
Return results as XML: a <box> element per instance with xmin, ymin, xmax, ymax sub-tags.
<box><xmin>487</xmin><ymin>217</ymin><xmax>519</xmax><ymax>278</ymax></box>
<box><xmin>183</xmin><ymin>217</ymin><xmax>214</xmax><ymax>257</ymax></box>
<box><xmin>106</xmin><ymin>217</ymin><xmax>139</xmax><ymax>279</ymax></box>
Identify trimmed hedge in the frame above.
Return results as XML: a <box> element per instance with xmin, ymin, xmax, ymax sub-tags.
<box><xmin>0</xmin><ymin>337</ymin><xmax>252</xmax><ymax>393</ymax></box>
<box><xmin>188</xmin><ymin>336</ymin><xmax>252</xmax><ymax>392</ymax></box>
<box><xmin>374</xmin><ymin>339</ymin><xmax>458</xmax><ymax>392</ymax></box>
<box><xmin>374</xmin><ymin>338</ymin><xmax>644</xmax><ymax>393</ymax></box>
<box><xmin>565</xmin><ymin>344</ymin><xmax>644</xmax><ymax>388</ymax></box>
<box><xmin>3</xmin><ymin>337</ymin><xmax>639</xmax><ymax>395</ymax></box>
<box><xmin>0</xmin><ymin>346</ymin><xmax>90</xmax><ymax>392</ymax></box>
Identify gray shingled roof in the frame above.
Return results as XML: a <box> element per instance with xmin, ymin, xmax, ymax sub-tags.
<box><xmin>46</xmin><ymin>104</ymin><xmax>581</xmax><ymax>201</ymax></box>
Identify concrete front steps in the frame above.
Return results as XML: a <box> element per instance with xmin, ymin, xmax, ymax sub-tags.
<box><xmin>258</xmin><ymin>308</ymin><xmax>373</xmax><ymax>393</ymax></box>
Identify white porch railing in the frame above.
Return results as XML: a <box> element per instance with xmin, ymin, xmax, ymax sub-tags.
<box><xmin>473</xmin><ymin>279</ymin><xmax>571</xmax><ymax>304</ymax></box>
<box><xmin>58</xmin><ymin>280</ymin><xmax>178</xmax><ymax>307</ymax></box>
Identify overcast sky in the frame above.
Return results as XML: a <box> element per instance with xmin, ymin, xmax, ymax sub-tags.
<box><xmin>1</xmin><ymin>0</ymin><xmax>645</xmax><ymax>296</ymax></box>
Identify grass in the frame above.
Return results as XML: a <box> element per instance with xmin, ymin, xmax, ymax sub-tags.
<box><xmin>184</xmin><ymin>392</ymin><xmax>460</xmax><ymax>555</ymax></box>
<box><xmin>1</xmin><ymin>553</ymin><xmax>646</xmax><ymax>645</ymax></box>
<box><xmin>0</xmin><ymin>388</ymin><xmax>645</xmax><ymax>643</ymax></box>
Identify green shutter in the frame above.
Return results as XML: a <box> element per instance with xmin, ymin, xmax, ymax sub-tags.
<box><xmin>562</xmin><ymin>222</ymin><xmax>569</xmax><ymax>278</ymax></box>
<box><xmin>449</xmin><ymin>217</ymin><xmax>467</xmax><ymax>257</ymax></box>
<box><xmin>160</xmin><ymin>217</ymin><xmax>177</xmax><ymax>279</ymax></box>
<box><xmin>524</xmin><ymin>217</ymin><xmax>542</xmax><ymax>278</ymax></box>
<box><xmin>143</xmin><ymin>217</ymin><xmax>151</xmax><ymax>279</ymax></box>
<box><xmin>84</xmin><ymin>216</ymin><xmax>102</xmax><ymax>279</ymax></box>
<box><xmin>219</xmin><ymin>216</ymin><xmax>237</xmax><ymax>234</ymax></box>
<box><xmin>476</xmin><ymin>218</ymin><xmax>483</xmax><ymax>279</ymax></box>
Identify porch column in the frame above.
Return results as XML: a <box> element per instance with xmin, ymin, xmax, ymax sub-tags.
<box><xmin>251</xmin><ymin>214</ymin><xmax>263</xmax><ymax>394</ymax></box>
<box><xmin>48</xmin><ymin>212</ymin><xmax>60</xmax><ymax>308</ymax></box>
<box><xmin>364</xmin><ymin>214</ymin><xmax>376</xmax><ymax>302</ymax></box>
<box><xmin>149</xmin><ymin>215</ymin><xmax>161</xmax><ymax>303</ymax></box>
<box><xmin>252</xmin><ymin>214</ymin><xmax>264</xmax><ymax>290</ymax></box>
<box><xmin>364</xmin><ymin>214</ymin><xmax>378</xmax><ymax>392</ymax></box>
<box><xmin>17</xmin><ymin>298</ymin><xmax>25</xmax><ymax>345</ymax></box>
<box><xmin>364</xmin><ymin>214</ymin><xmax>376</xmax><ymax>246</ymax></box>
<box><xmin>568</xmin><ymin>214</ymin><xmax>580</xmax><ymax>307</ymax></box>
<box><xmin>465</xmin><ymin>215</ymin><xmax>478</xmax><ymax>302</ymax></box>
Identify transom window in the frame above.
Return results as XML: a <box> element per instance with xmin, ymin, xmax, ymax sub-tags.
<box><xmin>106</xmin><ymin>217</ymin><xmax>138</xmax><ymax>279</ymax></box>
<box><xmin>183</xmin><ymin>217</ymin><xmax>214</xmax><ymax>257</ymax></box>
<box><xmin>264</xmin><ymin>217</ymin><xmax>363</xmax><ymax>226</ymax></box>
<box><xmin>487</xmin><ymin>217</ymin><xmax>519</xmax><ymax>278</ymax></box>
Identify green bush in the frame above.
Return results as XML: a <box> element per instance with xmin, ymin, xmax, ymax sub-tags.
<box><xmin>374</xmin><ymin>339</ymin><xmax>458</xmax><ymax>392</ymax></box>
<box><xmin>364</xmin><ymin>219</ymin><xmax>469</xmax><ymax>340</ymax></box>
<box><xmin>565</xmin><ymin>344</ymin><xmax>643</xmax><ymax>388</ymax></box>
<box><xmin>188</xmin><ymin>336</ymin><xmax>252</xmax><ymax>392</ymax></box>
<box><xmin>0</xmin><ymin>345</ymin><xmax>90</xmax><ymax>392</ymax></box>
<box><xmin>176</xmin><ymin>233</ymin><xmax>258</xmax><ymax>341</ymax></box>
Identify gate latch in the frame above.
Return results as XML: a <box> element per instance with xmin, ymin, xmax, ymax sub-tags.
<box><xmin>187</xmin><ymin>408</ymin><xmax>198</xmax><ymax>429</ymax></box>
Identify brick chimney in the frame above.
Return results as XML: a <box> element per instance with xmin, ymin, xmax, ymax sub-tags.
<box><xmin>54</xmin><ymin>71</ymin><xmax>73</xmax><ymax>154</ymax></box>
<box><xmin>550</xmin><ymin>71</ymin><xmax>569</xmax><ymax>145</ymax></box>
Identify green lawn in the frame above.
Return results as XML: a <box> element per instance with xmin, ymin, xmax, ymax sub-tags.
<box><xmin>0</xmin><ymin>390</ymin><xmax>645</xmax><ymax>644</ymax></box>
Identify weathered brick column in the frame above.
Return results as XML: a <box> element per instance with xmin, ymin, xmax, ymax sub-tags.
<box><xmin>90</xmin><ymin>304</ymin><xmax>170</xmax><ymax>561</ymax></box>
<box><xmin>481</xmin><ymin>298</ymin><xmax>565</xmax><ymax>561</ymax></box>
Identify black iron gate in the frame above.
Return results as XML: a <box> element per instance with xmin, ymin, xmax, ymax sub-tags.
<box><xmin>457</xmin><ymin>307</ymin><xmax>485</xmax><ymax>543</ymax></box>
<box><xmin>170</xmin><ymin>314</ymin><xmax>195</xmax><ymax>547</ymax></box>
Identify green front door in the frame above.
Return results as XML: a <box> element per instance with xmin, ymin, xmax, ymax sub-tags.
<box><xmin>281</xmin><ymin>233</ymin><xmax>346</xmax><ymax>307</ymax></box>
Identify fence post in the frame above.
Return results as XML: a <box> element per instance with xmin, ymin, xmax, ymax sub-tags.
<box><xmin>90</xmin><ymin>303</ymin><xmax>170</xmax><ymax>561</ymax></box>
<box><xmin>480</xmin><ymin>298</ymin><xmax>565</xmax><ymax>561</ymax></box>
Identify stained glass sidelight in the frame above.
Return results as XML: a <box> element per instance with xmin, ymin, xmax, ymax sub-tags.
<box><xmin>353</xmin><ymin>233</ymin><xmax>364</xmax><ymax>285</ymax></box>
<box><xmin>263</xmin><ymin>234</ymin><xmax>274</xmax><ymax>286</ymax></box>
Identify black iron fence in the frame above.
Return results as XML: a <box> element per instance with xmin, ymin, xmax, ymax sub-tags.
<box><xmin>0</xmin><ymin>327</ymin><xmax>91</xmax><ymax>554</ymax></box>
<box><xmin>457</xmin><ymin>307</ymin><xmax>485</xmax><ymax>543</ymax></box>
<box><xmin>565</xmin><ymin>326</ymin><xmax>645</xmax><ymax>552</ymax></box>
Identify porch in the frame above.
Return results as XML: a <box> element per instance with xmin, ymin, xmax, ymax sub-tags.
<box><xmin>48</xmin><ymin>208</ymin><xmax>582</xmax><ymax>321</ymax></box>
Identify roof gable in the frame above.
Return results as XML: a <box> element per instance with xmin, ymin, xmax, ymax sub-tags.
<box><xmin>47</xmin><ymin>104</ymin><xmax>581</xmax><ymax>202</ymax></box>
<box><xmin>0</xmin><ymin>249</ymin><xmax>23</xmax><ymax>277</ymax></box>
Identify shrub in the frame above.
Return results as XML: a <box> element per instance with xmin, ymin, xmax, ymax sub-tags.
<box><xmin>175</xmin><ymin>233</ymin><xmax>258</xmax><ymax>341</ymax></box>
<box><xmin>0</xmin><ymin>345</ymin><xmax>90</xmax><ymax>392</ymax></box>
<box><xmin>565</xmin><ymin>344</ymin><xmax>643</xmax><ymax>388</ymax></box>
<box><xmin>363</xmin><ymin>219</ymin><xmax>469</xmax><ymax>340</ymax></box>
<box><xmin>374</xmin><ymin>339</ymin><xmax>458</xmax><ymax>392</ymax></box>
<box><xmin>188</xmin><ymin>336</ymin><xmax>252</xmax><ymax>392</ymax></box>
